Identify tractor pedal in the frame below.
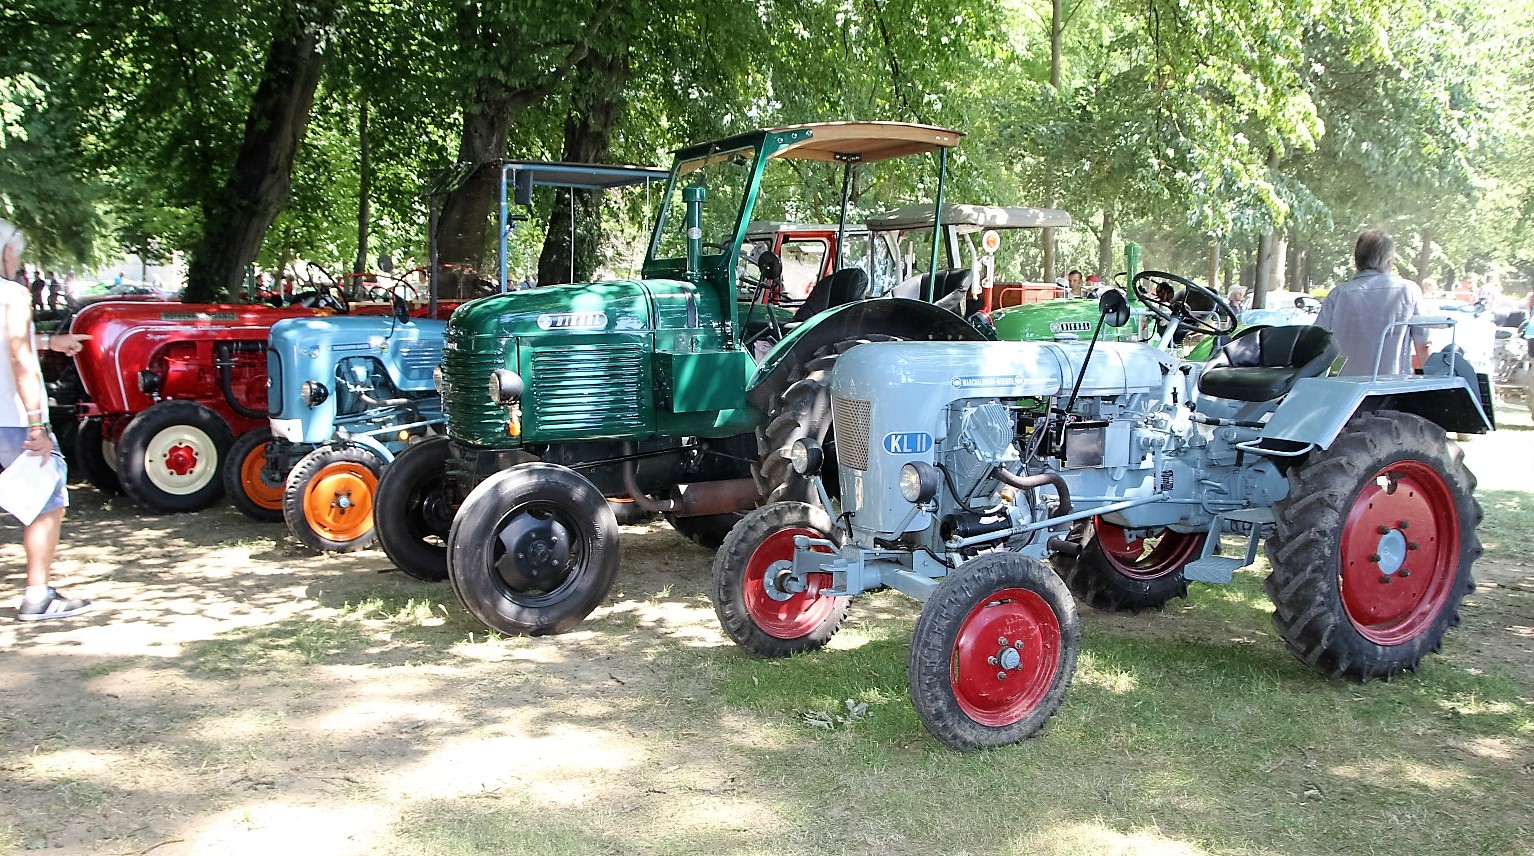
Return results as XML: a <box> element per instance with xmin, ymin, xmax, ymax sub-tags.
<box><xmin>1183</xmin><ymin>556</ymin><xmax>1246</xmax><ymax>584</ymax></box>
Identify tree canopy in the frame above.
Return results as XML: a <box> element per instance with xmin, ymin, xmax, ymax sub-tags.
<box><xmin>2</xmin><ymin>0</ymin><xmax>1531</xmax><ymax>295</ymax></box>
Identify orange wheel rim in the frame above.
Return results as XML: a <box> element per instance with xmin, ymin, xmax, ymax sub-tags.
<box><xmin>303</xmin><ymin>463</ymin><xmax>378</xmax><ymax>542</ymax></box>
<box><xmin>241</xmin><ymin>443</ymin><xmax>284</xmax><ymax>510</ymax></box>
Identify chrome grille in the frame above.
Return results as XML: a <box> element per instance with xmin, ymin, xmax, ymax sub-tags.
<box><xmin>832</xmin><ymin>395</ymin><xmax>873</xmax><ymax>471</ymax></box>
<box><xmin>441</xmin><ymin>338</ymin><xmax>507</xmax><ymax>443</ymax></box>
<box><xmin>530</xmin><ymin>344</ymin><xmax>646</xmax><ymax>434</ymax></box>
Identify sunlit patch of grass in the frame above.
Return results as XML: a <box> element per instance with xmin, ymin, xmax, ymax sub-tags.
<box><xmin>1477</xmin><ymin>490</ymin><xmax>1533</xmax><ymax>562</ymax></box>
<box><xmin>76</xmin><ymin>658</ymin><xmax>140</xmax><ymax>679</ymax></box>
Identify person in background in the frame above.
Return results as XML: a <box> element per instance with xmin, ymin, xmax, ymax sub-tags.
<box><xmin>1066</xmin><ymin>269</ymin><xmax>1083</xmax><ymax>297</ymax></box>
<box><xmin>1314</xmin><ymin>229</ymin><xmax>1429</xmax><ymax>376</ymax></box>
<box><xmin>1226</xmin><ymin>286</ymin><xmax>1249</xmax><ymax>313</ymax></box>
<box><xmin>1084</xmin><ymin>273</ymin><xmax>1103</xmax><ymax>297</ymax></box>
<box><xmin>46</xmin><ymin>272</ymin><xmax>61</xmax><ymax>311</ymax></box>
<box><xmin>0</xmin><ymin>219</ymin><xmax>91</xmax><ymax>621</ymax></box>
<box><xmin>29</xmin><ymin>269</ymin><xmax>44</xmax><ymax>313</ymax></box>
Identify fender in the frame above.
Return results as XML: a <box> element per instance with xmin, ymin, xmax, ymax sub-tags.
<box><xmin>1260</xmin><ymin>375</ymin><xmax>1491</xmax><ymax>449</ymax></box>
<box><xmin>746</xmin><ymin>297</ymin><xmax>988</xmax><ymax>411</ymax></box>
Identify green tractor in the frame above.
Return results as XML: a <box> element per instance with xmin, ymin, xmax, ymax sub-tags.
<box><xmin>399</xmin><ymin>122</ymin><xmax>988</xmax><ymax>635</ymax></box>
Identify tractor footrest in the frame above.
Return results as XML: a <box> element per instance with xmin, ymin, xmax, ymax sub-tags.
<box><xmin>1183</xmin><ymin>556</ymin><xmax>1246</xmax><ymax>584</ymax></box>
<box><xmin>1221</xmin><ymin>507</ymin><xmax>1275</xmax><ymax>526</ymax></box>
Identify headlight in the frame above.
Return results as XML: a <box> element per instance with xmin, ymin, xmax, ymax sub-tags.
<box><xmin>301</xmin><ymin>381</ymin><xmax>329</xmax><ymax>407</ymax></box>
<box><xmin>790</xmin><ymin>438</ymin><xmax>823</xmax><ymax>476</ymax></box>
<box><xmin>137</xmin><ymin>370</ymin><xmax>162</xmax><ymax>396</ymax></box>
<box><xmin>488</xmin><ymin>368</ymin><xmax>524</xmax><ymax>404</ymax></box>
<box><xmin>899</xmin><ymin>461</ymin><xmax>939</xmax><ymax>503</ymax></box>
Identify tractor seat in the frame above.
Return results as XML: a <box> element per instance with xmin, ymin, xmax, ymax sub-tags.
<box><xmin>889</xmin><ymin>268</ymin><xmax>973</xmax><ymax>302</ymax></box>
<box><xmin>1198</xmin><ymin>324</ymin><xmax>1338</xmax><ymax>402</ymax></box>
<box><xmin>792</xmin><ymin>268</ymin><xmax>870</xmax><ymax>322</ymax></box>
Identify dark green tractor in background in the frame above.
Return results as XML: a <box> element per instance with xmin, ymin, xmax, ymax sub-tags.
<box><xmin>401</xmin><ymin>122</ymin><xmax>989</xmax><ymax>635</ymax></box>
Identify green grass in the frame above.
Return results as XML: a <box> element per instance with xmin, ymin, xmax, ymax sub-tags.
<box><xmin>1477</xmin><ymin>489</ymin><xmax>1534</xmax><ymax>564</ymax></box>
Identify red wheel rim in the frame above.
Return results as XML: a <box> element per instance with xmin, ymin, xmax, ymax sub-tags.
<box><xmin>240</xmin><ymin>442</ymin><xmax>284</xmax><ymax>510</ymax></box>
<box><xmin>1339</xmin><ymin>460</ymin><xmax>1459</xmax><ymax>645</ymax></box>
<box><xmin>1094</xmin><ymin>517</ymin><xmax>1203</xmax><ymax>580</ymax></box>
<box><xmin>950</xmin><ymin>588</ymin><xmax>1061</xmax><ymax>726</ymax></box>
<box><xmin>741</xmin><ymin>527</ymin><xmax>837</xmax><ymax>639</ymax></box>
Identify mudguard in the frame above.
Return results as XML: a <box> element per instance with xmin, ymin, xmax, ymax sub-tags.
<box><xmin>746</xmin><ymin>297</ymin><xmax>987</xmax><ymax>411</ymax></box>
<box><xmin>1260</xmin><ymin>374</ymin><xmax>1492</xmax><ymax>449</ymax></box>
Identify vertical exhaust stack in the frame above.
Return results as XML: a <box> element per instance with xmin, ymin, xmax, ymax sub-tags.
<box><xmin>683</xmin><ymin>185</ymin><xmax>706</xmax><ymax>285</ymax></box>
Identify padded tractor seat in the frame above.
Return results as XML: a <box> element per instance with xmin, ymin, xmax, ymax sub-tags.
<box><xmin>791</xmin><ymin>268</ymin><xmax>870</xmax><ymax>322</ymax></box>
<box><xmin>1198</xmin><ymin>324</ymin><xmax>1339</xmax><ymax>402</ymax></box>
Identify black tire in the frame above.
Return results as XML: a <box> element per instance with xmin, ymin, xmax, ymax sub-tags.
<box><xmin>447</xmin><ymin>463</ymin><xmax>619</xmax><ymax>636</ymax></box>
<box><xmin>755</xmin><ymin>336</ymin><xmax>898</xmax><ymax>503</ymax></box>
<box><xmin>665</xmin><ymin>512</ymin><xmax>743</xmax><ymax>549</ymax></box>
<box><xmin>283</xmin><ymin>445</ymin><xmax>384</xmax><ymax>553</ymax></box>
<box><xmin>52</xmin><ymin>415</ymin><xmax>79</xmax><ymax>481</ymax></box>
<box><xmin>908</xmin><ymin>552</ymin><xmax>1079</xmax><ymax>751</ymax></box>
<box><xmin>116</xmin><ymin>401</ymin><xmax>234</xmax><ymax>513</ymax></box>
<box><xmin>224</xmin><ymin>428</ymin><xmax>287</xmax><ymax>522</ymax></box>
<box><xmin>711</xmin><ymin>501</ymin><xmax>849</xmax><ymax>657</ymax></box>
<box><xmin>1264</xmin><ymin>410</ymin><xmax>1481</xmax><ymax>681</ymax></box>
<box><xmin>75</xmin><ymin>417</ymin><xmax>121</xmax><ymax>495</ymax></box>
<box><xmin>375</xmin><ymin>435</ymin><xmax>454</xmax><ymax>582</ymax></box>
<box><xmin>1051</xmin><ymin>517</ymin><xmax>1206</xmax><ymax>612</ymax></box>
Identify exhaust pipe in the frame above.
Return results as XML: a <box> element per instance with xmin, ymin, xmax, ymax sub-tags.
<box><xmin>621</xmin><ymin>442</ymin><xmax>761</xmax><ymax>516</ymax></box>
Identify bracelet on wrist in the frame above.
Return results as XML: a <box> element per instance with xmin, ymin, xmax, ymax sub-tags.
<box><xmin>28</xmin><ymin>423</ymin><xmax>48</xmax><ymax>430</ymax></box>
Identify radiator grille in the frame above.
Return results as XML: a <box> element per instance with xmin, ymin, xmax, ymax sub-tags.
<box><xmin>530</xmin><ymin>344</ymin><xmax>647</xmax><ymax>434</ymax></box>
<box><xmin>832</xmin><ymin>395</ymin><xmax>873</xmax><ymax>471</ymax></box>
<box><xmin>441</xmin><ymin>339</ymin><xmax>508</xmax><ymax>442</ymax></box>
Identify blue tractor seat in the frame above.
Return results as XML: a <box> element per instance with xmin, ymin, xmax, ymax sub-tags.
<box><xmin>1198</xmin><ymin>324</ymin><xmax>1339</xmax><ymax>402</ymax></box>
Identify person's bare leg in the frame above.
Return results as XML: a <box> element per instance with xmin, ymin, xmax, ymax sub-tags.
<box><xmin>23</xmin><ymin>508</ymin><xmax>64</xmax><ymax>588</ymax></box>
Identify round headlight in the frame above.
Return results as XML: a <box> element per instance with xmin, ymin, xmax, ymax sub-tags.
<box><xmin>301</xmin><ymin>380</ymin><xmax>329</xmax><ymax>407</ymax></box>
<box><xmin>790</xmin><ymin>439</ymin><xmax>823</xmax><ymax>476</ymax></box>
<box><xmin>899</xmin><ymin>461</ymin><xmax>939</xmax><ymax>503</ymax></box>
<box><xmin>488</xmin><ymin>368</ymin><xmax>524</xmax><ymax>404</ymax></box>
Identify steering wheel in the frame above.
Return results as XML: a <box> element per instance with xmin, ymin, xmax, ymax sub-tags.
<box><xmin>1295</xmin><ymin>294</ymin><xmax>1321</xmax><ymax>313</ymax></box>
<box><xmin>366</xmin><ymin>273</ymin><xmax>421</xmax><ymax>303</ymax></box>
<box><xmin>1131</xmin><ymin>270</ymin><xmax>1238</xmax><ymax>337</ymax></box>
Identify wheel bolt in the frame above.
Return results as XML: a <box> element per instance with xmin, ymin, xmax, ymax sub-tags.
<box><xmin>1377</xmin><ymin>526</ymin><xmax>1391</xmax><ymax>535</ymax></box>
<box><xmin>1407</xmin><ymin>542</ymin><xmax>1420</xmax><ymax>551</ymax></box>
<box><xmin>1380</xmin><ymin>575</ymin><xmax>1392</xmax><ymax>584</ymax></box>
<box><xmin>1014</xmin><ymin>640</ymin><xmax>1025</xmax><ymax>649</ymax></box>
<box><xmin>1397</xmin><ymin>520</ymin><xmax>1409</xmax><ymax>529</ymax></box>
<box><xmin>1368</xmin><ymin>554</ymin><xmax>1381</xmax><ymax>563</ymax></box>
<box><xmin>996</xmin><ymin>671</ymin><xmax>1008</xmax><ymax>680</ymax></box>
<box><xmin>987</xmin><ymin>656</ymin><xmax>998</xmax><ymax>666</ymax></box>
<box><xmin>998</xmin><ymin>636</ymin><xmax>1008</xmax><ymax>646</ymax></box>
<box><xmin>1400</xmin><ymin>569</ymin><xmax>1411</xmax><ymax>578</ymax></box>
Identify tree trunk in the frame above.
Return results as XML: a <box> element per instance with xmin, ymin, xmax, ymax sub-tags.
<box><xmin>354</xmin><ymin>98</ymin><xmax>370</xmax><ymax>276</ymax></box>
<box><xmin>1041</xmin><ymin>0</ymin><xmax>1062</xmax><ymax>283</ymax></box>
<box><xmin>1416</xmin><ymin>228</ymin><xmax>1432</xmax><ymax>285</ymax></box>
<box><xmin>1254</xmin><ymin>232</ymin><xmax>1273</xmax><ymax>309</ymax></box>
<box><xmin>538</xmin><ymin>48</ymin><xmax>631</xmax><ymax>285</ymax></box>
<box><xmin>1207</xmin><ymin>239</ymin><xmax>1220</xmax><ymax>293</ymax></box>
<box><xmin>183</xmin><ymin>3</ymin><xmax>336</xmax><ymax>302</ymax></box>
<box><xmin>1097</xmin><ymin>209</ymin><xmax>1114</xmax><ymax>278</ymax></box>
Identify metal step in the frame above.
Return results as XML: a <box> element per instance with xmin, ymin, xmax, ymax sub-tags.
<box><xmin>1222</xmin><ymin>507</ymin><xmax>1275</xmax><ymax>526</ymax></box>
<box><xmin>1183</xmin><ymin>556</ymin><xmax>1246</xmax><ymax>584</ymax></box>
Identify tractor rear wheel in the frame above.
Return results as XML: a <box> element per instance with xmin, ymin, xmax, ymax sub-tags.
<box><xmin>76</xmin><ymin>417</ymin><xmax>122</xmax><ymax>495</ymax></box>
<box><xmin>447</xmin><ymin>463</ymin><xmax>619</xmax><ymax>636</ymax></box>
<box><xmin>1264</xmin><ymin>410</ymin><xmax>1480</xmax><ymax>681</ymax></box>
<box><xmin>1052</xmin><ymin>518</ymin><xmax>1205</xmax><ymax>612</ymax></box>
<box><xmin>284</xmin><ymin>445</ymin><xmax>384</xmax><ymax>553</ymax></box>
<box><xmin>116</xmin><ymin>401</ymin><xmax>234</xmax><ymax>513</ymax></box>
<box><xmin>375</xmin><ymin>435</ymin><xmax>453</xmax><ymax>581</ymax></box>
<box><xmin>755</xmin><ymin>336</ymin><xmax>899</xmax><ymax>503</ymax></box>
<box><xmin>908</xmin><ymin>552</ymin><xmax>1078</xmax><ymax>751</ymax></box>
<box><xmin>711</xmin><ymin>501</ymin><xmax>847</xmax><ymax>657</ymax></box>
<box><xmin>225</xmin><ymin>428</ymin><xmax>287</xmax><ymax>522</ymax></box>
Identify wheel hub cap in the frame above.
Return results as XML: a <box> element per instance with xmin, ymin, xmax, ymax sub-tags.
<box><xmin>496</xmin><ymin>510</ymin><xmax>573</xmax><ymax>592</ymax></box>
<box><xmin>1375</xmin><ymin>528</ymin><xmax>1408</xmax><ymax>575</ymax></box>
<box><xmin>164</xmin><ymin>443</ymin><xmax>198</xmax><ymax>476</ymax></box>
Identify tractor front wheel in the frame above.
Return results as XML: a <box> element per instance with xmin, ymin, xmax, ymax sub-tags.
<box><xmin>447</xmin><ymin>463</ymin><xmax>619</xmax><ymax>636</ymax></box>
<box><xmin>284</xmin><ymin>446</ymin><xmax>384</xmax><ymax>552</ymax></box>
<box><xmin>76</xmin><ymin>416</ymin><xmax>122</xmax><ymax>495</ymax></box>
<box><xmin>711</xmin><ymin>501</ymin><xmax>848</xmax><ymax>657</ymax></box>
<box><xmin>1052</xmin><ymin>518</ymin><xmax>1205</xmax><ymax>612</ymax></box>
<box><xmin>116</xmin><ymin>401</ymin><xmax>234</xmax><ymax>513</ymax></box>
<box><xmin>1265</xmin><ymin>411</ymin><xmax>1481</xmax><ymax>680</ymax></box>
<box><xmin>908</xmin><ymin>552</ymin><xmax>1079</xmax><ymax>751</ymax></box>
<box><xmin>375</xmin><ymin>435</ymin><xmax>454</xmax><ymax>581</ymax></box>
<box><xmin>224</xmin><ymin>428</ymin><xmax>287</xmax><ymax>522</ymax></box>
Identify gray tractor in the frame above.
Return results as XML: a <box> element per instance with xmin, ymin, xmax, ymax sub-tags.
<box><xmin>711</xmin><ymin>270</ymin><xmax>1492</xmax><ymax>750</ymax></box>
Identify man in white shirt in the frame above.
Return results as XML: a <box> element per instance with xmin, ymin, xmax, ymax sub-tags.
<box><xmin>0</xmin><ymin>220</ymin><xmax>90</xmax><ymax>621</ymax></box>
<box><xmin>1315</xmin><ymin>230</ymin><xmax>1429</xmax><ymax>377</ymax></box>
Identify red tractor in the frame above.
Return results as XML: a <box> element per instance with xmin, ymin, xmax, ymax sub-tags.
<box><xmin>69</xmin><ymin>288</ymin><xmax>455</xmax><ymax>514</ymax></box>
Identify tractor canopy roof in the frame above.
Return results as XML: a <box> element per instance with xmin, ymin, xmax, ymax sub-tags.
<box><xmin>867</xmin><ymin>203</ymin><xmax>1072</xmax><ymax>233</ymax></box>
<box><xmin>746</xmin><ymin>220</ymin><xmax>867</xmax><ymax>236</ymax></box>
<box><xmin>674</xmin><ymin>122</ymin><xmax>962</xmax><ymax>166</ymax></box>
